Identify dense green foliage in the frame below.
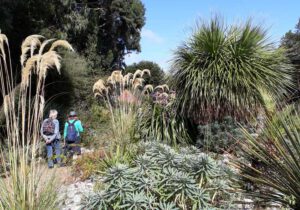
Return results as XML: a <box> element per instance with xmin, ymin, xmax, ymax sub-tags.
<box><xmin>196</xmin><ymin>116</ymin><xmax>252</xmax><ymax>153</ymax></box>
<box><xmin>126</xmin><ymin>61</ymin><xmax>165</xmax><ymax>86</ymax></box>
<box><xmin>237</xmin><ymin>107</ymin><xmax>300</xmax><ymax>209</ymax></box>
<box><xmin>171</xmin><ymin>17</ymin><xmax>293</xmax><ymax>123</ymax></box>
<box><xmin>0</xmin><ymin>0</ymin><xmax>145</xmax><ymax>71</ymax></box>
<box><xmin>281</xmin><ymin>18</ymin><xmax>300</xmax><ymax>68</ymax></box>
<box><xmin>0</xmin><ymin>0</ymin><xmax>146</xmax><ymax>121</ymax></box>
<box><xmin>136</xmin><ymin>102</ymin><xmax>190</xmax><ymax>146</ymax></box>
<box><xmin>82</xmin><ymin>142</ymin><xmax>239</xmax><ymax>209</ymax></box>
<box><xmin>281</xmin><ymin>18</ymin><xmax>300</xmax><ymax>102</ymax></box>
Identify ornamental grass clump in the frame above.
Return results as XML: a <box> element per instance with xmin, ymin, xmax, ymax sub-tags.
<box><xmin>82</xmin><ymin>142</ymin><xmax>239</xmax><ymax>209</ymax></box>
<box><xmin>0</xmin><ymin>33</ymin><xmax>73</xmax><ymax>210</ymax></box>
<box><xmin>93</xmin><ymin>69</ymin><xmax>190</xmax><ymax>146</ymax></box>
<box><xmin>136</xmin><ymin>91</ymin><xmax>190</xmax><ymax>146</ymax></box>
<box><xmin>92</xmin><ymin>69</ymin><xmax>152</xmax><ymax>146</ymax></box>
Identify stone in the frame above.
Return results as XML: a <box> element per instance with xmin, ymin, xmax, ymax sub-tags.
<box><xmin>58</xmin><ymin>179</ymin><xmax>95</xmax><ymax>210</ymax></box>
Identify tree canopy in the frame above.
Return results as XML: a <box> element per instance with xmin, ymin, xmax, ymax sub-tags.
<box><xmin>125</xmin><ymin>61</ymin><xmax>165</xmax><ymax>86</ymax></box>
<box><xmin>0</xmin><ymin>0</ymin><xmax>146</xmax><ymax>72</ymax></box>
<box><xmin>281</xmin><ymin>18</ymin><xmax>300</xmax><ymax>101</ymax></box>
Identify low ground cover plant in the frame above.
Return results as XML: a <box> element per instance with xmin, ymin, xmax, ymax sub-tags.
<box><xmin>82</xmin><ymin>142</ymin><xmax>240</xmax><ymax>209</ymax></box>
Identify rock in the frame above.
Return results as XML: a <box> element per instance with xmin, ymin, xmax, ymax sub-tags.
<box><xmin>58</xmin><ymin>179</ymin><xmax>95</xmax><ymax>210</ymax></box>
<box><xmin>73</xmin><ymin>194</ymin><xmax>81</xmax><ymax>204</ymax></box>
<box><xmin>81</xmin><ymin>147</ymin><xmax>94</xmax><ymax>154</ymax></box>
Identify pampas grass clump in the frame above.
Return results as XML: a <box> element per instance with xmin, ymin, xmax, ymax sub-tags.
<box><xmin>0</xmin><ymin>33</ymin><xmax>73</xmax><ymax>210</ymax></box>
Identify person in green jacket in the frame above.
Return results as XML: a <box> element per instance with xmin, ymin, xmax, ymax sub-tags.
<box><xmin>64</xmin><ymin>111</ymin><xmax>83</xmax><ymax>155</ymax></box>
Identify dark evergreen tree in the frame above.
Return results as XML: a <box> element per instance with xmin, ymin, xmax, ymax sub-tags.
<box><xmin>0</xmin><ymin>0</ymin><xmax>146</xmax><ymax>72</ymax></box>
<box><xmin>281</xmin><ymin>18</ymin><xmax>300</xmax><ymax>101</ymax></box>
<box><xmin>125</xmin><ymin>61</ymin><xmax>165</xmax><ymax>86</ymax></box>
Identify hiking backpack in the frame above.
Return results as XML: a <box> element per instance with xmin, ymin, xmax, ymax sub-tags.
<box><xmin>66</xmin><ymin>120</ymin><xmax>78</xmax><ymax>142</ymax></box>
<box><xmin>42</xmin><ymin>119</ymin><xmax>55</xmax><ymax>135</ymax></box>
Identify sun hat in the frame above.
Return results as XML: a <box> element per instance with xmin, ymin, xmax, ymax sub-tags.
<box><xmin>69</xmin><ymin>111</ymin><xmax>77</xmax><ymax>117</ymax></box>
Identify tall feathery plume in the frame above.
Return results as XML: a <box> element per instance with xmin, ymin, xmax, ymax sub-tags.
<box><xmin>142</xmin><ymin>69</ymin><xmax>151</xmax><ymax>77</ymax></box>
<box><xmin>132</xmin><ymin>78</ymin><xmax>144</xmax><ymax>90</ymax></box>
<box><xmin>93</xmin><ymin>79</ymin><xmax>108</xmax><ymax>96</ymax></box>
<box><xmin>107</xmin><ymin>76</ymin><xmax>116</xmax><ymax>86</ymax></box>
<box><xmin>39</xmin><ymin>51</ymin><xmax>61</xmax><ymax>78</ymax></box>
<box><xmin>111</xmin><ymin>70</ymin><xmax>123</xmax><ymax>83</ymax></box>
<box><xmin>0</xmin><ymin>33</ymin><xmax>8</xmax><ymax>56</ymax></box>
<box><xmin>143</xmin><ymin>84</ymin><xmax>154</xmax><ymax>95</ymax></box>
<box><xmin>123</xmin><ymin>73</ymin><xmax>133</xmax><ymax>87</ymax></box>
<box><xmin>49</xmin><ymin>40</ymin><xmax>74</xmax><ymax>52</ymax></box>
<box><xmin>133</xmin><ymin>69</ymin><xmax>142</xmax><ymax>81</ymax></box>
<box><xmin>161</xmin><ymin>84</ymin><xmax>169</xmax><ymax>92</ymax></box>
<box><xmin>38</xmin><ymin>39</ymin><xmax>56</xmax><ymax>56</ymax></box>
<box><xmin>154</xmin><ymin>85</ymin><xmax>164</xmax><ymax>92</ymax></box>
<box><xmin>20</xmin><ymin>35</ymin><xmax>43</xmax><ymax>67</ymax></box>
<box><xmin>21</xmin><ymin>55</ymin><xmax>39</xmax><ymax>88</ymax></box>
<box><xmin>39</xmin><ymin>95</ymin><xmax>45</xmax><ymax>118</ymax></box>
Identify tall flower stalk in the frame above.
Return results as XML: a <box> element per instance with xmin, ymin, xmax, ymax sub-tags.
<box><xmin>0</xmin><ymin>34</ymin><xmax>73</xmax><ymax>210</ymax></box>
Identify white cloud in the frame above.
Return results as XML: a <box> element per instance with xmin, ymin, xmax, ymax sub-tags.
<box><xmin>142</xmin><ymin>29</ymin><xmax>164</xmax><ymax>44</ymax></box>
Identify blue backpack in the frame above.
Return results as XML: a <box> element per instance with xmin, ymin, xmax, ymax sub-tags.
<box><xmin>66</xmin><ymin>120</ymin><xmax>78</xmax><ymax>143</ymax></box>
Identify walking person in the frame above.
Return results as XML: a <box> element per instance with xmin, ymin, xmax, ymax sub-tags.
<box><xmin>64</xmin><ymin>111</ymin><xmax>83</xmax><ymax>157</ymax></box>
<box><xmin>41</xmin><ymin>109</ymin><xmax>62</xmax><ymax>168</ymax></box>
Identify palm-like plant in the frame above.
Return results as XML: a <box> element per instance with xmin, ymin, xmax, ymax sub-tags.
<box><xmin>171</xmin><ymin>17</ymin><xmax>294</xmax><ymax>123</ymax></box>
<box><xmin>236</xmin><ymin>107</ymin><xmax>300</xmax><ymax>209</ymax></box>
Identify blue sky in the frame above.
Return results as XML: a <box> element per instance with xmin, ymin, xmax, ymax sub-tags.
<box><xmin>125</xmin><ymin>0</ymin><xmax>300</xmax><ymax>71</ymax></box>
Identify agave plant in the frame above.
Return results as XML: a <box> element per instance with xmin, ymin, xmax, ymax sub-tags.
<box><xmin>81</xmin><ymin>192</ymin><xmax>110</xmax><ymax>210</ymax></box>
<box><xmin>120</xmin><ymin>191</ymin><xmax>157</xmax><ymax>210</ymax></box>
<box><xmin>171</xmin><ymin>16</ymin><xmax>294</xmax><ymax>123</ymax></box>
<box><xmin>235</xmin><ymin>107</ymin><xmax>300</xmax><ymax>209</ymax></box>
<box><xmin>158</xmin><ymin>201</ymin><xmax>180</xmax><ymax>210</ymax></box>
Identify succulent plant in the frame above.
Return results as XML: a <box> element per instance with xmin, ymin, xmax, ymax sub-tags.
<box><xmin>82</xmin><ymin>143</ymin><xmax>239</xmax><ymax>209</ymax></box>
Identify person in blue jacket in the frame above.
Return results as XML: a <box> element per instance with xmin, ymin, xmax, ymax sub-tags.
<box><xmin>64</xmin><ymin>111</ymin><xmax>83</xmax><ymax>156</ymax></box>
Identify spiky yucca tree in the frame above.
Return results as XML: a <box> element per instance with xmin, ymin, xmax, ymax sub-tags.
<box><xmin>0</xmin><ymin>34</ymin><xmax>73</xmax><ymax>209</ymax></box>
<box><xmin>236</xmin><ymin>106</ymin><xmax>300</xmax><ymax>209</ymax></box>
<box><xmin>171</xmin><ymin>17</ymin><xmax>294</xmax><ymax>123</ymax></box>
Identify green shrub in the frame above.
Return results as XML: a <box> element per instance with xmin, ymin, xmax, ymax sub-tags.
<box><xmin>196</xmin><ymin>116</ymin><xmax>254</xmax><ymax>153</ymax></box>
<box><xmin>81</xmin><ymin>143</ymin><xmax>239</xmax><ymax>209</ymax></box>
<box><xmin>136</xmin><ymin>102</ymin><xmax>190</xmax><ymax>146</ymax></box>
<box><xmin>73</xmin><ymin>144</ymin><xmax>138</xmax><ymax>180</ymax></box>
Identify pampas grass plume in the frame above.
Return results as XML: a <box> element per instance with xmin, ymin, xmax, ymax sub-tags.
<box><xmin>142</xmin><ymin>69</ymin><xmax>151</xmax><ymax>77</ymax></box>
<box><xmin>49</xmin><ymin>40</ymin><xmax>74</xmax><ymax>52</ymax></box>
<box><xmin>133</xmin><ymin>69</ymin><xmax>142</xmax><ymax>81</ymax></box>
<box><xmin>39</xmin><ymin>51</ymin><xmax>61</xmax><ymax>78</ymax></box>
<box><xmin>20</xmin><ymin>35</ymin><xmax>43</xmax><ymax>67</ymax></box>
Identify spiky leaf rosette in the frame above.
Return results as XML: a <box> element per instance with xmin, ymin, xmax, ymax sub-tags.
<box><xmin>83</xmin><ymin>143</ymin><xmax>239</xmax><ymax>209</ymax></box>
<box><xmin>171</xmin><ymin>17</ymin><xmax>294</xmax><ymax>123</ymax></box>
<box><xmin>236</xmin><ymin>107</ymin><xmax>300</xmax><ymax>209</ymax></box>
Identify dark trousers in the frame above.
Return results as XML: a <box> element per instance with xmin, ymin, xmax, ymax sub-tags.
<box><xmin>64</xmin><ymin>137</ymin><xmax>81</xmax><ymax>156</ymax></box>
